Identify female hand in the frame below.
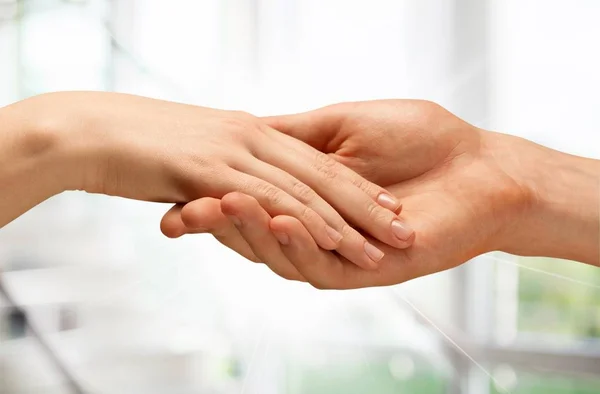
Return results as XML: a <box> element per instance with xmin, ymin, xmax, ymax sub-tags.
<box><xmin>1</xmin><ymin>92</ymin><xmax>415</xmax><ymax>269</ymax></box>
<box><xmin>162</xmin><ymin>100</ymin><xmax>599</xmax><ymax>288</ymax></box>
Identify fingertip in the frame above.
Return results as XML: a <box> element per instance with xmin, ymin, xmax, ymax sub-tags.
<box><xmin>325</xmin><ymin>225</ymin><xmax>343</xmax><ymax>245</ymax></box>
<box><xmin>272</xmin><ymin>230</ymin><xmax>290</xmax><ymax>246</ymax></box>
<box><xmin>269</xmin><ymin>215</ymin><xmax>302</xmax><ymax>235</ymax></box>
<box><xmin>363</xmin><ymin>241</ymin><xmax>385</xmax><ymax>267</ymax></box>
<box><xmin>161</xmin><ymin>227</ymin><xmax>183</xmax><ymax>239</ymax></box>
<box><xmin>160</xmin><ymin>213</ymin><xmax>185</xmax><ymax>239</ymax></box>
<box><xmin>391</xmin><ymin>219</ymin><xmax>415</xmax><ymax>245</ymax></box>
<box><xmin>220</xmin><ymin>192</ymin><xmax>255</xmax><ymax>215</ymax></box>
<box><xmin>394</xmin><ymin>204</ymin><xmax>403</xmax><ymax>215</ymax></box>
<box><xmin>180</xmin><ymin>198</ymin><xmax>221</xmax><ymax>229</ymax></box>
<box><xmin>377</xmin><ymin>193</ymin><xmax>402</xmax><ymax>212</ymax></box>
<box><xmin>396</xmin><ymin>231</ymin><xmax>416</xmax><ymax>248</ymax></box>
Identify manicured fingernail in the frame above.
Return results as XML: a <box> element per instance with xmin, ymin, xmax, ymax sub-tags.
<box><xmin>391</xmin><ymin>220</ymin><xmax>414</xmax><ymax>241</ymax></box>
<box><xmin>227</xmin><ymin>215</ymin><xmax>242</xmax><ymax>227</ymax></box>
<box><xmin>273</xmin><ymin>231</ymin><xmax>290</xmax><ymax>245</ymax></box>
<box><xmin>364</xmin><ymin>241</ymin><xmax>385</xmax><ymax>263</ymax></box>
<box><xmin>325</xmin><ymin>225</ymin><xmax>343</xmax><ymax>244</ymax></box>
<box><xmin>377</xmin><ymin>193</ymin><xmax>400</xmax><ymax>211</ymax></box>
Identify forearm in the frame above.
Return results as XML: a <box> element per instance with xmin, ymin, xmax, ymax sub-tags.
<box><xmin>0</xmin><ymin>96</ymin><xmax>81</xmax><ymax>227</ymax></box>
<box><xmin>492</xmin><ymin>133</ymin><xmax>600</xmax><ymax>266</ymax></box>
<box><xmin>525</xmin><ymin>149</ymin><xmax>599</xmax><ymax>265</ymax></box>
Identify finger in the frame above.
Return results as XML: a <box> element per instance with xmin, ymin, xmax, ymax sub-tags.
<box><xmin>231</xmin><ymin>170</ymin><xmax>379</xmax><ymax>265</ymax></box>
<box><xmin>238</xmin><ymin>159</ymin><xmax>386</xmax><ymax>270</ymax></box>
<box><xmin>263</xmin><ymin>106</ymin><xmax>412</xmax><ymax>241</ymax></box>
<box><xmin>220</xmin><ymin>193</ymin><xmax>306</xmax><ymax>282</ymax></box>
<box><xmin>207</xmin><ymin>165</ymin><xmax>378</xmax><ymax>266</ymax></box>
<box><xmin>180</xmin><ymin>198</ymin><xmax>233</xmax><ymax>236</ymax></box>
<box><xmin>179</xmin><ymin>198</ymin><xmax>259</xmax><ymax>263</ymax></box>
<box><xmin>161</xmin><ymin>204</ymin><xmax>188</xmax><ymax>238</ymax></box>
<box><xmin>261</xmin><ymin>104</ymin><xmax>350</xmax><ymax>151</ymax></box>
<box><xmin>271</xmin><ymin>216</ymin><xmax>409</xmax><ymax>289</ymax></box>
<box><xmin>258</xmin><ymin>133</ymin><xmax>415</xmax><ymax>249</ymax></box>
<box><xmin>269</xmin><ymin>215</ymin><xmax>367</xmax><ymax>290</ymax></box>
<box><xmin>162</xmin><ymin>200</ymin><xmax>233</xmax><ymax>237</ymax></box>
<box><xmin>264</xmin><ymin>104</ymin><xmax>399</xmax><ymax>210</ymax></box>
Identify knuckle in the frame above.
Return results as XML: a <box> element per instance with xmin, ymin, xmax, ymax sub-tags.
<box><xmin>257</xmin><ymin>183</ymin><xmax>284</xmax><ymax>206</ymax></box>
<box><xmin>313</xmin><ymin>152</ymin><xmax>339</xmax><ymax>181</ymax></box>
<box><xmin>339</xmin><ymin>222</ymin><xmax>358</xmax><ymax>238</ymax></box>
<box><xmin>219</xmin><ymin>114</ymin><xmax>263</xmax><ymax>143</ymax></box>
<box><xmin>366</xmin><ymin>201</ymin><xmax>379</xmax><ymax>218</ymax></box>
<box><xmin>220</xmin><ymin>117</ymin><xmax>249</xmax><ymax>132</ymax></box>
<box><xmin>230</xmin><ymin>110</ymin><xmax>257</xmax><ymax>122</ymax></box>
<box><xmin>337</xmin><ymin>222</ymin><xmax>366</xmax><ymax>245</ymax></box>
<box><xmin>351</xmin><ymin>176</ymin><xmax>379</xmax><ymax>196</ymax></box>
<box><xmin>290</xmin><ymin>180</ymin><xmax>316</xmax><ymax>204</ymax></box>
<box><xmin>366</xmin><ymin>201</ymin><xmax>390</xmax><ymax>223</ymax></box>
<box><xmin>299</xmin><ymin>206</ymin><xmax>319</xmax><ymax>224</ymax></box>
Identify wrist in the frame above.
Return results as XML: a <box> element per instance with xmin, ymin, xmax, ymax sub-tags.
<box><xmin>486</xmin><ymin>131</ymin><xmax>599</xmax><ymax>265</ymax></box>
<box><xmin>16</xmin><ymin>92</ymin><xmax>103</xmax><ymax>193</ymax></box>
<box><xmin>0</xmin><ymin>95</ymin><xmax>81</xmax><ymax>226</ymax></box>
<box><xmin>2</xmin><ymin>96</ymin><xmax>66</xmax><ymax>193</ymax></box>
<box><xmin>525</xmin><ymin>150</ymin><xmax>599</xmax><ymax>265</ymax></box>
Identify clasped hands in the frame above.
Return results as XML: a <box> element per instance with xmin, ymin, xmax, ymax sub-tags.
<box><xmin>3</xmin><ymin>93</ymin><xmax>596</xmax><ymax>288</ymax></box>
<box><xmin>160</xmin><ymin>99</ymin><xmax>539</xmax><ymax>289</ymax></box>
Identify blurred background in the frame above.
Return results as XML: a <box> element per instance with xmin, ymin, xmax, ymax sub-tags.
<box><xmin>0</xmin><ymin>0</ymin><xmax>599</xmax><ymax>393</ymax></box>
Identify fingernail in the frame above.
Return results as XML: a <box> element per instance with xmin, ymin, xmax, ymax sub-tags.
<box><xmin>227</xmin><ymin>215</ymin><xmax>242</xmax><ymax>227</ymax></box>
<box><xmin>325</xmin><ymin>225</ymin><xmax>343</xmax><ymax>244</ymax></box>
<box><xmin>392</xmin><ymin>219</ymin><xmax>414</xmax><ymax>241</ymax></box>
<box><xmin>273</xmin><ymin>231</ymin><xmax>290</xmax><ymax>245</ymax></box>
<box><xmin>364</xmin><ymin>242</ymin><xmax>385</xmax><ymax>263</ymax></box>
<box><xmin>377</xmin><ymin>193</ymin><xmax>400</xmax><ymax>211</ymax></box>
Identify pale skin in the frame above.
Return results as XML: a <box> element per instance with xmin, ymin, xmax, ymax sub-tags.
<box><xmin>162</xmin><ymin>99</ymin><xmax>600</xmax><ymax>289</ymax></box>
<box><xmin>0</xmin><ymin>92</ymin><xmax>416</xmax><ymax>270</ymax></box>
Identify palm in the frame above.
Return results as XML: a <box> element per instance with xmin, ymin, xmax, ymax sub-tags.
<box><xmin>374</xmin><ymin>160</ymin><xmax>521</xmax><ymax>285</ymax></box>
<box><xmin>274</xmin><ymin>100</ymin><xmax>528</xmax><ymax>285</ymax></box>
<box><xmin>323</xmin><ymin>100</ymin><xmax>465</xmax><ymax>186</ymax></box>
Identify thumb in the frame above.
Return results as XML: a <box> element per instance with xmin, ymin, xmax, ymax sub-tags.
<box><xmin>261</xmin><ymin>104</ymin><xmax>349</xmax><ymax>151</ymax></box>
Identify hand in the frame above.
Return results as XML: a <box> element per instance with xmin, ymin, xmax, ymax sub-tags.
<box><xmin>162</xmin><ymin>99</ymin><xmax>599</xmax><ymax>288</ymax></box>
<box><xmin>10</xmin><ymin>92</ymin><xmax>416</xmax><ymax>269</ymax></box>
